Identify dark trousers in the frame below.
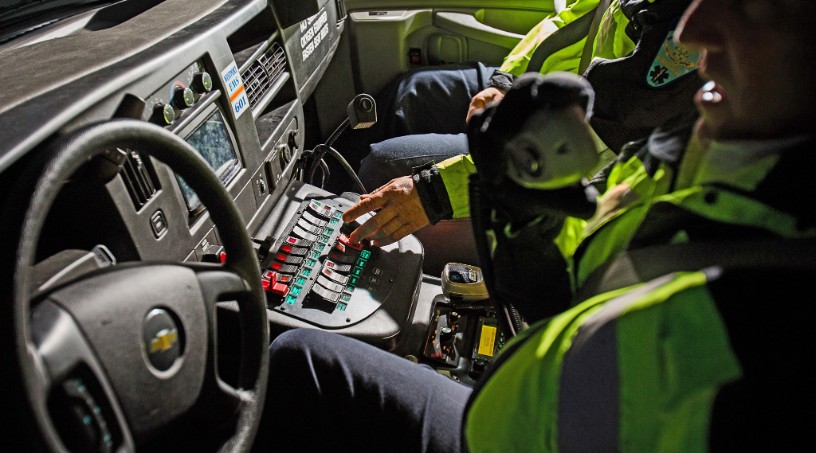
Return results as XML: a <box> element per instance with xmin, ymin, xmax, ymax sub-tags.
<box><xmin>259</xmin><ymin>329</ymin><xmax>471</xmax><ymax>452</ymax></box>
<box><xmin>335</xmin><ymin>63</ymin><xmax>496</xmax><ymax>190</ymax></box>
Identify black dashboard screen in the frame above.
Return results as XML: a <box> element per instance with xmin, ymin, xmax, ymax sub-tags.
<box><xmin>179</xmin><ymin>110</ymin><xmax>241</xmax><ymax>212</ymax></box>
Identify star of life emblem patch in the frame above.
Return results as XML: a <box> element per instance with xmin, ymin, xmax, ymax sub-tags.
<box><xmin>647</xmin><ymin>30</ymin><xmax>701</xmax><ymax>87</ymax></box>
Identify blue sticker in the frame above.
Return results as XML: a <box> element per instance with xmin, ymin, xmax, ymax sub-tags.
<box><xmin>647</xmin><ymin>31</ymin><xmax>701</xmax><ymax>88</ymax></box>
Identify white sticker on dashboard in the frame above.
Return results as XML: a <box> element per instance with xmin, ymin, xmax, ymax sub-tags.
<box><xmin>221</xmin><ymin>62</ymin><xmax>249</xmax><ymax>119</ymax></box>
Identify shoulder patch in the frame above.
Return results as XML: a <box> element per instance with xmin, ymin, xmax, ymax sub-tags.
<box><xmin>647</xmin><ymin>31</ymin><xmax>701</xmax><ymax>88</ymax></box>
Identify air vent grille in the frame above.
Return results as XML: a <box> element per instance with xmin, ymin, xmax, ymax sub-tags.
<box><xmin>120</xmin><ymin>149</ymin><xmax>158</xmax><ymax>210</ymax></box>
<box><xmin>242</xmin><ymin>42</ymin><xmax>287</xmax><ymax>108</ymax></box>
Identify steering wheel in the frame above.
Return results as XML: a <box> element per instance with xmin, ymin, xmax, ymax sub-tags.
<box><xmin>2</xmin><ymin>120</ymin><xmax>269</xmax><ymax>451</ymax></box>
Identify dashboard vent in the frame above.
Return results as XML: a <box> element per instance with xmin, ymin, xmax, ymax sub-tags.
<box><xmin>242</xmin><ymin>42</ymin><xmax>287</xmax><ymax>108</ymax></box>
<box><xmin>120</xmin><ymin>149</ymin><xmax>158</xmax><ymax>210</ymax></box>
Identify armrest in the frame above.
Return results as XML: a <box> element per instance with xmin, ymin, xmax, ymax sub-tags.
<box><xmin>433</xmin><ymin>11</ymin><xmax>524</xmax><ymax>49</ymax></box>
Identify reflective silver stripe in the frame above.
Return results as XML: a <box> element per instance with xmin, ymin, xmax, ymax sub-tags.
<box><xmin>321</xmin><ymin>266</ymin><xmax>349</xmax><ymax>285</ymax></box>
<box><xmin>558</xmin><ymin>274</ymin><xmax>676</xmax><ymax>453</ymax></box>
<box><xmin>297</xmin><ymin>218</ymin><xmax>323</xmax><ymax>235</ymax></box>
<box><xmin>292</xmin><ymin>225</ymin><xmax>318</xmax><ymax>242</ymax></box>
<box><xmin>301</xmin><ymin>210</ymin><xmax>326</xmax><ymax>227</ymax></box>
<box><xmin>317</xmin><ymin>275</ymin><xmax>344</xmax><ymax>293</ymax></box>
<box><xmin>311</xmin><ymin>282</ymin><xmax>340</xmax><ymax>302</ymax></box>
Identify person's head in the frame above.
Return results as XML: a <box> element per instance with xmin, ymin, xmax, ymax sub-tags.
<box><xmin>676</xmin><ymin>0</ymin><xmax>816</xmax><ymax>141</ymax></box>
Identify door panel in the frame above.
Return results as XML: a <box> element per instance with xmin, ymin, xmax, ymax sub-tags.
<box><xmin>309</xmin><ymin>1</ymin><xmax>556</xmax><ymax>140</ymax></box>
<box><xmin>344</xmin><ymin>1</ymin><xmax>556</xmax><ymax>96</ymax></box>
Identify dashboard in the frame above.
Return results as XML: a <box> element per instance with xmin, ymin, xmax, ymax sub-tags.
<box><xmin>0</xmin><ymin>0</ymin><xmax>502</xmax><ymax>450</ymax></box>
<box><xmin>0</xmin><ymin>0</ymin><xmax>429</xmax><ymax>338</ymax></box>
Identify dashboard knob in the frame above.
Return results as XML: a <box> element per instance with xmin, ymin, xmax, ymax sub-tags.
<box><xmin>172</xmin><ymin>86</ymin><xmax>195</xmax><ymax>109</ymax></box>
<box><xmin>191</xmin><ymin>71</ymin><xmax>213</xmax><ymax>93</ymax></box>
<box><xmin>150</xmin><ymin>103</ymin><xmax>175</xmax><ymax>125</ymax></box>
<box><xmin>440</xmin><ymin>326</ymin><xmax>454</xmax><ymax>343</ymax></box>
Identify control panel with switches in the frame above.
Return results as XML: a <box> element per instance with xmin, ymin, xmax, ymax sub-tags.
<box><xmin>257</xmin><ymin>198</ymin><xmax>398</xmax><ymax>328</ymax></box>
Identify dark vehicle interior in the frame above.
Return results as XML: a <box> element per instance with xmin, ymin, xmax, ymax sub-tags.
<box><xmin>0</xmin><ymin>0</ymin><xmax>551</xmax><ymax>450</ymax></box>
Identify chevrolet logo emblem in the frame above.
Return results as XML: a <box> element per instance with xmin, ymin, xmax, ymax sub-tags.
<box><xmin>149</xmin><ymin>328</ymin><xmax>178</xmax><ymax>354</ymax></box>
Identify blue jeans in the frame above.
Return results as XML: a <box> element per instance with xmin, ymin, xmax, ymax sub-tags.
<box><xmin>359</xmin><ymin>133</ymin><xmax>469</xmax><ymax>189</ymax></box>
<box><xmin>260</xmin><ymin>329</ymin><xmax>471</xmax><ymax>452</ymax></box>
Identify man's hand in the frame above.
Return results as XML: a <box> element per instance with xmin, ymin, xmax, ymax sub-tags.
<box><xmin>342</xmin><ymin>176</ymin><xmax>430</xmax><ymax>246</ymax></box>
<box><xmin>466</xmin><ymin>87</ymin><xmax>506</xmax><ymax>123</ymax></box>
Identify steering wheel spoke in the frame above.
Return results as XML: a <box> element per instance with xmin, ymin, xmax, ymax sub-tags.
<box><xmin>30</xmin><ymin>300</ymin><xmax>136</xmax><ymax>452</ymax></box>
<box><xmin>189</xmin><ymin>267</ymin><xmax>258</xmax><ymax>418</ymax></box>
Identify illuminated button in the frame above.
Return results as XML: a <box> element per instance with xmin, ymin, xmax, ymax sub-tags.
<box><xmin>284</xmin><ymin>295</ymin><xmax>298</xmax><ymax>305</ymax></box>
<box><xmin>317</xmin><ymin>275</ymin><xmax>344</xmax><ymax>293</ymax></box>
<box><xmin>321</xmin><ymin>266</ymin><xmax>349</xmax><ymax>285</ymax></box>
<box><xmin>319</xmin><ymin>234</ymin><xmax>332</xmax><ymax>243</ymax></box>
<box><xmin>270</xmin><ymin>262</ymin><xmax>282</xmax><ymax>271</ymax></box>
<box><xmin>192</xmin><ymin>71</ymin><xmax>213</xmax><ymax>93</ymax></box>
<box><xmin>290</xmin><ymin>285</ymin><xmax>303</xmax><ymax>296</ymax></box>
<box><xmin>324</xmin><ymin>259</ymin><xmax>351</xmax><ymax>273</ymax></box>
<box><xmin>332</xmin><ymin>211</ymin><xmax>343</xmax><ymax>219</ymax></box>
<box><xmin>312</xmin><ymin>282</ymin><xmax>340</xmax><ymax>302</ymax></box>
<box><xmin>329</xmin><ymin>218</ymin><xmax>340</xmax><ymax>225</ymax></box>
<box><xmin>351</xmin><ymin>267</ymin><xmax>363</xmax><ymax>277</ymax></box>
<box><xmin>340</xmin><ymin>292</ymin><xmax>352</xmax><ymax>302</ymax></box>
<box><xmin>309</xmin><ymin>251</ymin><xmax>321</xmax><ymax>260</ymax></box>
<box><xmin>292</xmin><ymin>225</ymin><xmax>318</xmax><ymax>243</ymax></box>
<box><xmin>305</xmin><ymin>258</ymin><xmax>317</xmax><ymax>268</ymax></box>
<box><xmin>300</xmin><ymin>268</ymin><xmax>312</xmax><ymax>277</ymax></box>
<box><xmin>360</xmin><ymin>250</ymin><xmax>372</xmax><ymax>259</ymax></box>
<box><xmin>336</xmin><ymin>302</ymin><xmax>347</xmax><ymax>311</ymax></box>
<box><xmin>172</xmin><ymin>86</ymin><xmax>196</xmax><ymax>109</ymax></box>
<box><xmin>297</xmin><ymin>218</ymin><xmax>323</xmax><ymax>235</ymax></box>
<box><xmin>312</xmin><ymin>243</ymin><xmax>326</xmax><ymax>252</ymax></box>
<box><xmin>262</xmin><ymin>270</ymin><xmax>274</xmax><ymax>280</ymax></box>
<box><xmin>356</xmin><ymin>258</ymin><xmax>367</xmax><ymax>268</ymax></box>
<box><xmin>279</xmin><ymin>274</ymin><xmax>292</xmax><ymax>284</ymax></box>
<box><xmin>281</xmin><ymin>245</ymin><xmax>292</xmax><ymax>254</ymax></box>
<box><xmin>348</xmin><ymin>275</ymin><xmax>359</xmax><ymax>288</ymax></box>
<box><xmin>285</xmin><ymin>236</ymin><xmax>310</xmax><ymax>247</ymax></box>
<box><xmin>301</xmin><ymin>211</ymin><xmax>326</xmax><ymax>227</ymax></box>
<box><xmin>295</xmin><ymin>277</ymin><xmax>306</xmax><ymax>286</ymax></box>
<box><xmin>335</xmin><ymin>242</ymin><xmax>346</xmax><ymax>253</ymax></box>
<box><xmin>151</xmin><ymin>103</ymin><xmax>175</xmax><ymax>125</ymax></box>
